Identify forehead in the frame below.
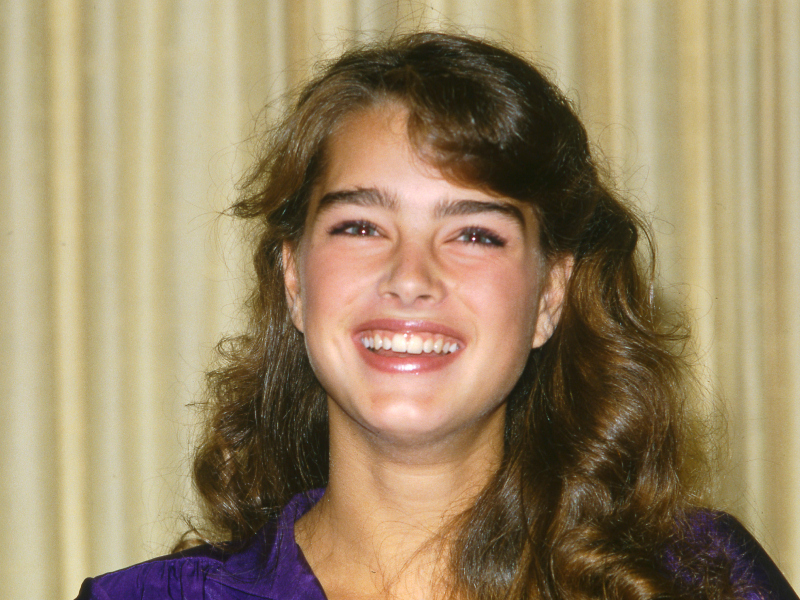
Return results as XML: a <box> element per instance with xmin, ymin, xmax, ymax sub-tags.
<box><xmin>319</xmin><ymin>104</ymin><xmax>419</xmax><ymax>186</ymax></box>
<box><xmin>308</xmin><ymin>105</ymin><xmax>538</xmax><ymax>229</ymax></box>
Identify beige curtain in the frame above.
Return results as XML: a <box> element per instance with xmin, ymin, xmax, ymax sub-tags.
<box><xmin>1</xmin><ymin>1</ymin><xmax>798</xmax><ymax>597</ymax></box>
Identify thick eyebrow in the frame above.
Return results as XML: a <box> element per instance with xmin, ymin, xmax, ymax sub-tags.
<box><xmin>434</xmin><ymin>199</ymin><xmax>527</xmax><ymax>229</ymax></box>
<box><xmin>315</xmin><ymin>187</ymin><xmax>397</xmax><ymax>214</ymax></box>
<box><xmin>314</xmin><ymin>187</ymin><xmax>527</xmax><ymax>229</ymax></box>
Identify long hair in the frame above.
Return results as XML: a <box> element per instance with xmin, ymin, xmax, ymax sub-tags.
<box><xmin>190</xmin><ymin>32</ymin><xmax>735</xmax><ymax>600</ymax></box>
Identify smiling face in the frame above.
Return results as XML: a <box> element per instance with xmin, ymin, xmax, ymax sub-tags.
<box><xmin>283</xmin><ymin>105</ymin><xmax>569</xmax><ymax>451</ymax></box>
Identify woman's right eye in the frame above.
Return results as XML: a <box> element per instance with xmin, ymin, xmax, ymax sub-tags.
<box><xmin>328</xmin><ymin>220</ymin><xmax>380</xmax><ymax>237</ymax></box>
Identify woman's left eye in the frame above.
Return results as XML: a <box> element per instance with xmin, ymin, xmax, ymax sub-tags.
<box><xmin>455</xmin><ymin>228</ymin><xmax>506</xmax><ymax>247</ymax></box>
<box><xmin>329</xmin><ymin>220</ymin><xmax>380</xmax><ymax>237</ymax></box>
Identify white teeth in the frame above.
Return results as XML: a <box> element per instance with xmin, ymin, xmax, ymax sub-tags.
<box><xmin>362</xmin><ymin>332</ymin><xmax>460</xmax><ymax>355</ymax></box>
<box><xmin>391</xmin><ymin>333</ymin><xmax>407</xmax><ymax>352</ymax></box>
<box><xmin>406</xmin><ymin>335</ymin><xmax>423</xmax><ymax>354</ymax></box>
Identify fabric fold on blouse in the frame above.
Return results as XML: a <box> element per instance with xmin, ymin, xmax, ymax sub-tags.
<box><xmin>76</xmin><ymin>488</ymin><xmax>327</xmax><ymax>600</ymax></box>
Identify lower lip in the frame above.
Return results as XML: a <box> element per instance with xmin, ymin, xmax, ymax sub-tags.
<box><xmin>354</xmin><ymin>338</ymin><xmax>461</xmax><ymax>374</ymax></box>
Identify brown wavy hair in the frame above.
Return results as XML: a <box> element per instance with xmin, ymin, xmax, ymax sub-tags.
<box><xmin>190</xmin><ymin>32</ymin><xmax>738</xmax><ymax>600</ymax></box>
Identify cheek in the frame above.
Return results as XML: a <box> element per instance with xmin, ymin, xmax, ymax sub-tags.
<box><xmin>298</xmin><ymin>248</ymin><xmax>374</xmax><ymax>327</ymax></box>
<box><xmin>456</xmin><ymin>260</ymin><xmax>543</xmax><ymax>332</ymax></box>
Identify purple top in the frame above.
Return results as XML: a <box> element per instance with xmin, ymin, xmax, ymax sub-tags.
<box><xmin>76</xmin><ymin>488</ymin><xmax>797</xmax><ymax>600</ymax></box>
<box><xmin>76</xmin><ymin>488</ymin><xmax>328</xmax><ymax>600</ymax></box>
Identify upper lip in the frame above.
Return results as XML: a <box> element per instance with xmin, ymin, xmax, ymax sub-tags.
<box><xmin>354</xmin><ymin>318</ymin><xmax>466</xmax><ymax>343</ymax></box>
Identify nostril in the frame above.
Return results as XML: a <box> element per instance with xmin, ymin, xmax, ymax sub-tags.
<box><xmin>378</xmin><ymin>247</ymin><xmax>443</xmax><ymax>305</ymax></box>
<box><xmin>379</xmin><ymin>270</ymin><xmax>441</xmax><ymax>304</ymax></box>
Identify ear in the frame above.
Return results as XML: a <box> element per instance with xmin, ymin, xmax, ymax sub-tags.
<box><xmin>282</xmin><ymin>241</ymin><xmax>304</xmax><ymax>332</ymax></box>
<box><xmin>532</xmin><ymin>254</ymin><xmax>573</xmax><ymax>349</ymax></box>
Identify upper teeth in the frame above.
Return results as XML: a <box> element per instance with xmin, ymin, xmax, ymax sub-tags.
<box><xmin>360</xmin><ymin>332</ymin><xmax>458</xmax><ymax>354</ymax></box>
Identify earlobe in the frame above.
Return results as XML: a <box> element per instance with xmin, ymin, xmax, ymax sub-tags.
<box><xmin>532</xmin><ymin>255</ymin><xmax>573</xmax><ymax>349</ymax></box>
<box><xmin>282</xmin><ymin>241</ymin><xmax>304</xmax><ymax>332</ymax></box>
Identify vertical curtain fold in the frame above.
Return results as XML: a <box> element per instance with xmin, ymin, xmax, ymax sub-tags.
<box><xmin>49</xmin><ymin>0</ymin><xmax>89</xmax><ymax>595</ymax></box>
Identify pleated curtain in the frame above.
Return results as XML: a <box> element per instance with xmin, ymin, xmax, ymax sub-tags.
<box><xmin>1</xmin><ymin>1</ymin><xmax>798</xmax><ymax>598</ymax></box>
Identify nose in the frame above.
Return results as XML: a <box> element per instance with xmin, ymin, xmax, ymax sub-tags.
<box><xmin>378</xmin><ymin>238</ymin><xmax>445</xmax><ymax>305</ymax></box>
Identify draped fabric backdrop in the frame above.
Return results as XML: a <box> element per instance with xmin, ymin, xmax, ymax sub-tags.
<box><xmin>1</xmin><ymin>1</ymin><xmax>798</xmax><ymax>598</ymax></box>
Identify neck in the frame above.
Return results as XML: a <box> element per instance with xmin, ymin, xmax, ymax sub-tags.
<box><xmin>295</xmin><ymin>403</ymin><xmax>504</xmax><ymax>600</ymax></box>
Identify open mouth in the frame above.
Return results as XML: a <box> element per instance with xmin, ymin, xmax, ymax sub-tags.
<box><xmin>359</xmin><ymin>331</ymin><xmax>460</xmax><ymax>355</ymax></box>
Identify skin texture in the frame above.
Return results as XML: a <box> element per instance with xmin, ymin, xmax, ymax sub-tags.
<box><xmin>283</xmin><ymin>105</ymin><xmax>570</xmax><ymax>600</ymax></box>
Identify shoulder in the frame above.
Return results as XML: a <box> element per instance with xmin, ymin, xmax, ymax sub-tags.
<box><xmin>670</xmin><ymin>510</ymin><xmax>798</xmax><ymax>600</ymax></box>
<box><xmin>75</xmin><ymin>489</ymin><xmax>327</xmax><ymax>600</ymax></box>
<box><xmin>75</xmin><ymin>544</ymin><xmax>228</xmax><ymax>600</ymax></box>
<box><xmin>74</xmin><ymin>529</ymin><xmax>284</xmax><ymax>600</ymax></box>
<box><xmin>710</xmin><ymin>512</ymin><xmax>797</xmax><ymax>600</ymax></box>
<box><xmin>74</xmin><ymin>536</ymin><xmax>283</xmax><ymax>600</ymax></box>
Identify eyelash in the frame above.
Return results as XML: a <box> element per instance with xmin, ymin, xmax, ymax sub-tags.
<box><xmin>328</xmin><ymin>220</ymin><xmax>380</xmax><ymax>237</ymax></box>
<box><xmin>455</xmin><ymin>227</ymin><xmax>506</xmax><ymax>247</ymax></box>
<box><xmin>328</xmin><ymin>221</ymin><xmax>506</xmax><ymax>247</ymax></box>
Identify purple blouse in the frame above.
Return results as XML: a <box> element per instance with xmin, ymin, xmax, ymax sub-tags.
<box><xmin>76</xmin><ymin>488</ymin><xmax>328</xmax><ymax>600</ymax></box>
<box><xmin>76</xmin><ymin>488</ymin><xmax>797</xmax><ymax>600</ymax></box>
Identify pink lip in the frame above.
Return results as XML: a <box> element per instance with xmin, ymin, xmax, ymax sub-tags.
<box><xmin>352</xmin><ymin>319</ymin><xmax>465</xmax><ymax>374</ymax></box>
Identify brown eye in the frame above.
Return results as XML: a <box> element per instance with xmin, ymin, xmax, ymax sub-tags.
<box><xmin>456</xmin><ymin>227</ymin><xmax>506</xmax><ymax>247</ymax></box>
<box><xmin>329</xmin><ymin>220</ymin><xmax>380</xmax><ymax>237</ymax></box>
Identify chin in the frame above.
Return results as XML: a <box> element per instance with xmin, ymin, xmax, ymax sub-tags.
<box><xmin>361</xmin><ymin>397</ymin><xmax>503</xmax><ymax>451</ymax></box>
<box><xmin>369</xmin><ymin>400</ymin><xmax>445</xmax><ymax>431</ymax></box>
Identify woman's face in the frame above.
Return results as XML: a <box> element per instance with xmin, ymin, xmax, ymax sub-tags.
<box><xmin>284</xmin><ymin>105</ymin><xmax>568</xmax><ymax>450</ymax></box>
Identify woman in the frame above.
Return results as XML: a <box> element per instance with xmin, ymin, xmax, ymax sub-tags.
<box><xmin>76</xmin><ymin>32</ymin><xmax>797</xmax><ymax>600</ymax></box>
